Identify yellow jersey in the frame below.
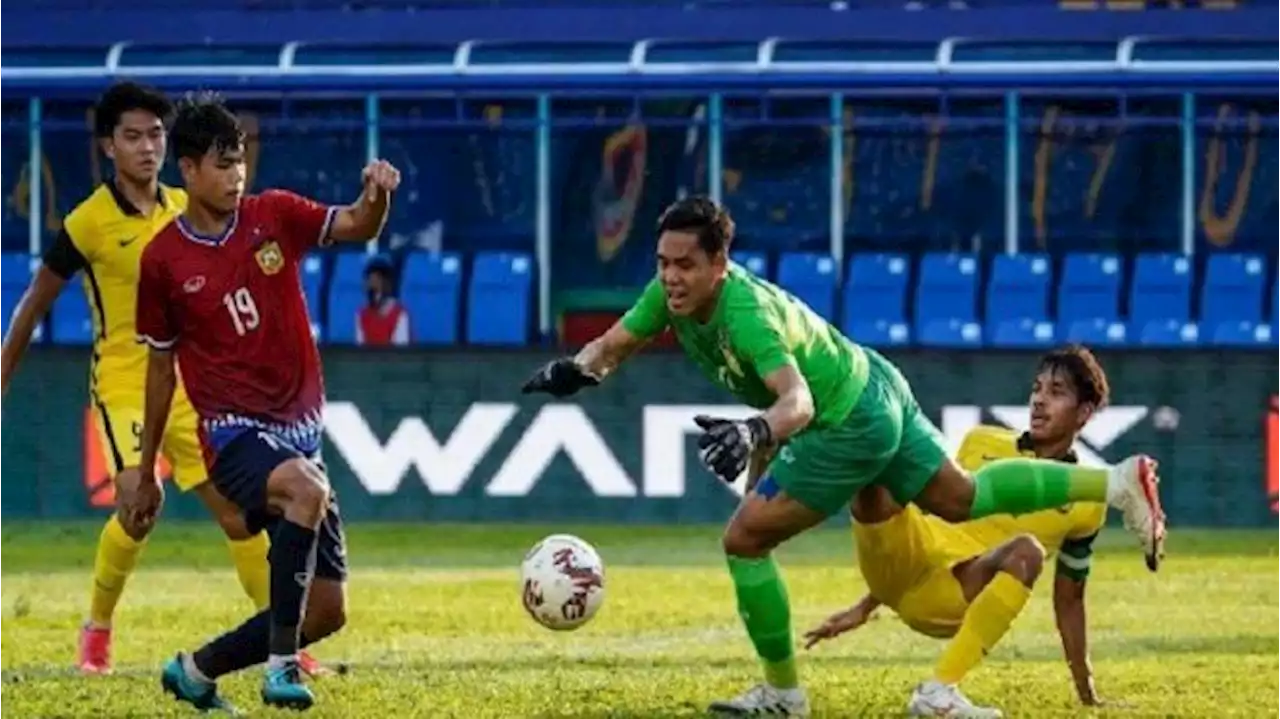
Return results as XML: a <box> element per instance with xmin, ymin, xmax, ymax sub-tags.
<box><xmin>43</xmin><ymin>182</ymin><xmax>187</xmax><ymax>398</ymax></box>
<box><xmin>854</xmin><ymin>425</ymin><xmax>1106</xmax><ymax>609</ymax></box>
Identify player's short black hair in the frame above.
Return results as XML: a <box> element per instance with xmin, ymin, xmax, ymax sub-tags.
<box><xmin>1038</xmin><ymin>344</ymin><xmax>1110</xmax><ymax>410</ymax></box>
<box><xmin>93</xmin><ymin>81</ymin><xmax>173</xmax><ymax>138</ymax></box>
<box><xmin>170</xmin><ymin>91</ymin><xmax>244</xmax><ymax>163</ymax></box>
<box><xmin>657</xmin><ymin>196</ymin><xmax>735</xmax><ymax>256</ymax></box>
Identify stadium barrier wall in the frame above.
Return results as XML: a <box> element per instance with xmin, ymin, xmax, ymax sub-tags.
<box><xmin>2</xmin><ymin>348</ymin><xmax>1275</xmax><ymax>527</ymax></box>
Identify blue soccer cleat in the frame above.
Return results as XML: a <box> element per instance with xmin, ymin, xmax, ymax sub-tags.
<box><xmin>161</xmin><ymin>653</ymin><xmax>240</xmax><ymax>714</ymax></box>
<box><xmin>262</xmin><ymin>659</ymin><xmax>315</xmax><ymax>710</ymax></box>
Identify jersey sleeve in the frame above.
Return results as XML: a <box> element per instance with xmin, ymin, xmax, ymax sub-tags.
<box><xmin>955</xmin><ymin>425</ymin><xmax>1020</xmax><ymax>472</ymax></box>
<box><xmin>164</xmin><ymin>186</ymin><xmax>190</xmax><ymax>213</ymax></box>
<box><xmin>135</xmin><ymin>247</ymin><xmax>177</xmax><ymax>350</ymax></box>
<box><xmin>1056</xmin><ymin>504</ymin><xmax>1105</xmax><ymax>582</ymax></box>
<box><xmin>42</xmin><ymin>207</ymin><xmax>97</xmax><ymax>279</ymax></box>
<box><xmin>619</xmin><ymin>278</ymin><xmax>670</xmax><ymax>340</ymax></box>
<box><xmin>261</xmin><ymin>189</ymin><xmax>338</xmax><ymax>258</ymax></box>
<box><xmin>726</xmin><ymin>289</ymin><xmax>796</xmax><ymax>377</ymax></box>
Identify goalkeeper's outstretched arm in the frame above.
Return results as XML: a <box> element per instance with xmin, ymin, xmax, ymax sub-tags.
<box><xmin>574</xmin><ymin>321</ymin><xmax>650</xmax><ymax>381</ymax></box>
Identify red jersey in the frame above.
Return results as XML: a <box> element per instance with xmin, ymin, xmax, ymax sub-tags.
<box><xmin>357</xmin><ymin>299</ymin><xmax>410</xmax><ymax>346</ymax></box>
<box><xmin>136</xmin><ymin>190</ymin><xmax>335</xmax><ymax>457</ymax></box>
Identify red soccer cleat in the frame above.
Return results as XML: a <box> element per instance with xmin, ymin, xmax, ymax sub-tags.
<box><xmin>78</xmin><ymin>624</ymin><xmax>113</xmax><ymax>675</ymax></box>
<box><xmin>298</xmin><ymin>649</ymin><xmax>330</xmax><ymax>678</ymax></box>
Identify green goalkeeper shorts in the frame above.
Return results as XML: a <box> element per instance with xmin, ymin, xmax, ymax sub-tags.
<box><xmin>766</xmin><ymin>348</ymin><xmax>947</xmax><ymax>516</ymax></box>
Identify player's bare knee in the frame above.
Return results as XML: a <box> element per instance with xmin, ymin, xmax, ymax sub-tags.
<box><xmin>722</xmin><ymin>523</ymin><xmax>773</xmax><ymax>558</ymax></box>
<box><xmin>1000</xmin><ymin>535</ymin><xmax>1046</xmax><ymax>585</ymax></box>
<box><xmin>269</xmin><ymin>460</ymin><xmax>330</xmax><ymax>527</ymax></box>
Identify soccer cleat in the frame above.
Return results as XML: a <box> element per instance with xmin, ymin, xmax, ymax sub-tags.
<box><xmin>708</xmin><ymin>683</ymin><xmax>810</xmax><ymax>716</ymax></box>
<box><xmin>161</xmin><ymin>653</ymin><xmax>240</xmax><ymax>714</ymax></box>
<box><xmin>907</xmin><ymin>681</ymin><xmax>1003</xmax><ymax>718</ymax></box>
<box><xmin>262</xmin><ymin>659</ymin><xmax>315</xmax><ymax>710</ymax></box>
<box><xmin>1106</xmin><ymin>454</ymin><xmax>1167</xmax><ymax>572</ymax></box>
<box><xmin>298</xmin><ymin>650</ymin><xmax>331</xmax><ymax>678</ymax></box>
<box><xmin>77</xmin><ymin>624</ymin><xmax>112</xmax><ymax>675</ymax></box>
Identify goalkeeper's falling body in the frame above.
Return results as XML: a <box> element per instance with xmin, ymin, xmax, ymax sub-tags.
<box><xmin>522</xmin><ymin>196</ymin><xmax>1166</xmax><ymax>717</ymax></box>
<box><xmin>804</xmin><ymin>346</ymin><xmax>1121</xmax><ymax>718</ymax></box>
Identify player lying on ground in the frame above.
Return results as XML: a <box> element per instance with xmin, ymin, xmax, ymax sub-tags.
<box><xmin>523</xmin><ymin>196</ymin><xmax>1166</xmax><ymax>717</ymax></box>
<box><xmin>123</xmin><ymin>93</ymin><xmax>400</xmax><ymax>712</ymax></box>
<box><xmin>0</xmin><ymin>81</ymin><xmax>331</xmax><ymax>677</ymax></box>
<box><xmin>804</xmin><ymin>346</ymin><xmax>1121</xmax><ymax>718</ymax></box>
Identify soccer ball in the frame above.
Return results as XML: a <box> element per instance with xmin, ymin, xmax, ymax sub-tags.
<box><xmin>519</xmin><ymin>534</ymin><xmax>606</xmax><ymax>631</ymax></box>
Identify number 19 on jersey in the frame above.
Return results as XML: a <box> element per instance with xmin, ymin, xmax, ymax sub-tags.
<box><xmin>223</xmin><ymin>287</ymin><xmax>260</xmax><ymax>336</ymax></box>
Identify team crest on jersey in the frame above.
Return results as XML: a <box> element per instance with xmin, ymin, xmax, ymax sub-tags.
<box><xmin>255</xmin><ymin>241</ymin><xmax>284</xmax><ymax>275</ymax></box>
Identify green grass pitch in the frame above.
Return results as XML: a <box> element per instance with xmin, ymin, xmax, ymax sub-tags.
<box><xmin>2</xmin><ymin>522</ymin><xmax>1276</xmax><ymax>717</ymax></box>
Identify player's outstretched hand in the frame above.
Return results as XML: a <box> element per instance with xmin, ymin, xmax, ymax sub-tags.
<box><xmin>694</xmin><ymin>415</ymin><xmax>770</xmax><ymax>484</ymax></box>
<box><xmin>802</xmin><ymin>603</ymin><xmax>877</xmax><ymax>649</ymax></box>
<box><xmin>361</xmin><ymin>159</ymin><xmax>402</xmax><ymax>200</ymax></box>
<box><xmin>521</xmin><ymin>357</ymin><xmax>600</xmax><ymax>398</ymax></box>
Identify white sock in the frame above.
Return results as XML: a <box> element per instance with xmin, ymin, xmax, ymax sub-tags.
<box><xmin>182</xmin><ymin>653</ymin><xmax>213</xmax><ymax>685</ymax></box>
<box><xmin>267</xmin><ymin>653</ymin><xmax>298</xmax><ymax>672</ymax></box>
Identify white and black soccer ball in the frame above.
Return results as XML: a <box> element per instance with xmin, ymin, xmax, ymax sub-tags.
<box><xmin>519</xmin><ymin>534</ymin><xmax>606</xmax><ymax>631</ymax></box>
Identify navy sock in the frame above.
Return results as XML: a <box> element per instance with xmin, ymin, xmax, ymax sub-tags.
<box><xmin>268</xmin><ymin>519</ymin><xmax>318</xmax><ymax>657</ymax></box>
<box><xmin>192</xmin><ymin>610</ymin><xmax>318</xmax><ymax>679</ymax></box>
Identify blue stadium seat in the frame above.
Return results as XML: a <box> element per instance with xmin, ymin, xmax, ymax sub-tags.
<box><xmin>325</xmin><ymin>253</ymin><xmax>366</xmax><ymax>344</ymax></box>
<box><xmin>1062</xmin><ymin>319</ymin><xmax>1129</xmax><ymax>347</ymax></box>
<box><xmin>732</xmin><ymin>251</ymin><xmax>769</xmax><ymax>279</ymax></box>
<box><xmin>1129</xmin><ymin>254</ymin><xmax>1192</xmax><ymax>334</ymax></box>
<box><xmin>917</xmin><ymin>319</ymin><xmax>983</xmax><ymax>348</ymax></box>
<box><xmin>51</xmin><ymin>283</ymin><xmax>93</xmax><ymax>345</ymax></box>
<box><xmin>990</xmin><ymin>319</ymin><xmax>1056</xmax><ymax>349</ymax></box>
<box><xmin>777</xmin><ymin>253</ymin><xmax>837</xmax><ymax>322</ymax></box>
<box><xmin>915</xmin><ymin>253</ymin><xmax>979</xmax><ymax>329</ymax></box>
<box><xmin>467</xmin><ymin>251</ymin><xmax>533</xmax><ymax>346</ymax></box>
<box><xmin>986</xmin><ymin>254</ymin><xmax>1051</xmax><ymax>325</ymax></box>
<box><xmin>845</xmin><ymin>320</ymin><xmax>911</xmax><ymax>348</ymax></box>
<box><xmin>300</xmin><ymin>255</ymin><xmax>326</xmax><ymax>340</ymax></box>
<box><xmin>402</xmin><ymin>251</ymin><xmax>462</xmax><ymax>345</ymax></box>
<box><xmin>1058</xmin><ymin>252</ymin><xmax>1122</xmax><ymax>324</ymax></box>
<box><xmin>842</xmin><ymin>254</ymin><xmax>910</xmax><ymax>339</ymax></box>
<box><xmin>1210</xmin><ymin>320</ymin><xmax>1273</xmax><ymax>348</ymax></box>
<box><xmin>1273</xmin><ymin>276</ymin><xmax>1279</xmax><ymax>324</ymax></box>
<box><xmin>1201</xmin><ymin>253</ymin><xmax>1266</xmax><ymax>326</ymax></box>
<box><xmin>1137</xmin><ymin>319</ymin><xmax>1200</xmax><ymax>348</ymax></box>
<box><xmin>1</xmin><ymin>253</ymin><xmax>35</xmax><ymax>340</ymax></box>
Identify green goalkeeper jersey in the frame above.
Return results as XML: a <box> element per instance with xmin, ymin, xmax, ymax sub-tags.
<box><xmin>620</xmin><ymin>263</ymin><xmax>870</xmax><ymax>428</ymax></box>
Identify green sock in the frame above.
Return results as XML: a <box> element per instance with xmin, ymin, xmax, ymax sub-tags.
<box><xmin>970</xmin><ymin>458</ymin><xmax>1109</xmax><ymax>519</ymax></box>
<box><xmin>726</xmin><ymin>555</ymin><xmax>798</xmax><ymax>689</ymax></box>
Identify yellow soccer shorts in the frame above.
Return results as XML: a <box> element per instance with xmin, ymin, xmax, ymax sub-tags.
<box><xmin>857</xmin><ymin>509</ymin><xmax>980</xmax><ymax>640</ymax></box>
<box><xmin>894</xmin><ymin>565</ymin><xmax>971</xmax><ymax>639</ymax></box>
<box><xmin>91</xmin><ymin>391</ymin><xmax>208</xmax><ymax>492</ymax></box>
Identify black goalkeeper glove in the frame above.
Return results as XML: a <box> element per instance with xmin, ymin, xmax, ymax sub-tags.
<box><xmin>521</xmin><ymin>357</ymin><xmax>600</xmax><ymax>398</ymax></box>
<box><xmin>694</xmin><ymin>414</ymin><xmax>773</xmax><ymax>484</ymax></box>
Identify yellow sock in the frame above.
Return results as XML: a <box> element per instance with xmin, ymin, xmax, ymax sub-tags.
<box><xmin>226</xmin><ymin>533</ymin><xmax>271</xmax><ymax>611</ymax></box>
<box><xmin>88</xmin><ymin>515</ymin><xmax>147</xmax><ymax>627</ymax></box>
<box><xmin>934</xmin><ymin>572</ymin><xmax>1031</xmax><ymax>685</ymax></box>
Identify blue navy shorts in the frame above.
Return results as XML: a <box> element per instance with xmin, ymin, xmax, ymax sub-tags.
<box><xmin>212</xmin><ymin>429</ymin><xmax>348</xmax><ymax>581</ymax></box>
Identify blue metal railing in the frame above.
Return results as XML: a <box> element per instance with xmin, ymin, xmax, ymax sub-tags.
<box><xmin>4</xmin><ymin>37</ymin><xmax>1276</xmax><ymax>335</ymax></box>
